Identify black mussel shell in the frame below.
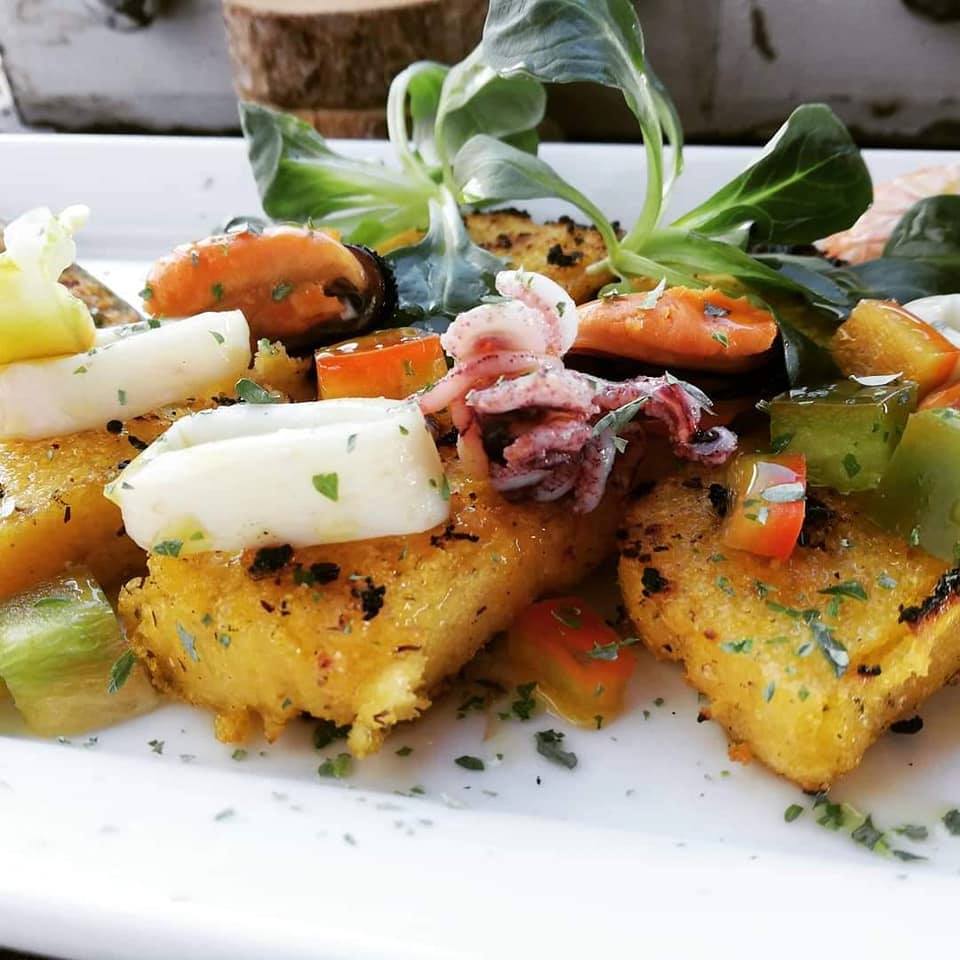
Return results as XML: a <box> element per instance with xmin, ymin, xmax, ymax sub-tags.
<box><xmin>279</xmin><ymin>244</ymin><xmax>398</xmax><ymax>355</ymax></box>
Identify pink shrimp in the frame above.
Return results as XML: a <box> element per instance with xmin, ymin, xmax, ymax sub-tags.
<box><xmin>818</xmin><ymin>164</ymin><xmax>960</xmax><ymax>264</ymax></box>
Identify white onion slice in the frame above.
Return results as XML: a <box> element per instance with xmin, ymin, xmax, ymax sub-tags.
<box><xmin>106</xmin><ymin>398</ymin><xmax>450</xmax><ymax>554</ymax></box>
<box><xmin>0</xmin><ymin>311</ymin><xmax>250</xmax><ymax>440</ymax></box>
<box><xmin>905</xmin><ymin>295</ymin><xmax>960</xmax><ymax>347</ymax></box>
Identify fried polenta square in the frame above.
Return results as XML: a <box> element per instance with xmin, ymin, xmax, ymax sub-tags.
<box><xmin>119</xmin><ymin>458</ymin><xmax>634</xmax><ymax>756</ymax></box>
<box><xmin>619</xmin><ymin>470</ymin><xmax>960</xmax><ymax>790</ymax></box>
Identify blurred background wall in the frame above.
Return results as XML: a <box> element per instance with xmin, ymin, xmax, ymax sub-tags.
<box><xmin>1</xmin><ymin>0</ymin><xmax>959</xmax><ymax>145</ymax></box>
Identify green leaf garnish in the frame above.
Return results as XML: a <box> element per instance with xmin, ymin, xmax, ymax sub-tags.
<box><xmin>107</xmin><ymin>649</ymin><xmax>136</xmax><ymax>695</ymax></box>
<box><xmin>235</xmin><ymin>378</ymin><xmax>282</xmax><ymax>404</ymax></box>
<box><xmin>312</xmin><ymin>472</ymin><xmax>339</xmax><ymax>501</ymax></box>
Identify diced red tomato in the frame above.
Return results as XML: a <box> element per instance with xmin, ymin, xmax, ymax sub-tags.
<box><xmin>506</xmin><ymin>596</ymin><xmax>636</xmax><ymax>726</ymax></box>
<box><xmin>722</xmin><ymin>453</ymin><xmax>807</xmax><ymax>561</ymax></box>
<box><xmin>314</xmin><ymin>327</ymin><xmax>447</xmax><ymax>400</ymax></box>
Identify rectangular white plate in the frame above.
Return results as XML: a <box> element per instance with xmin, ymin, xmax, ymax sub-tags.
<box><xmin>2</xmin><ymin>135</ymin><xmax>959</xmax><ymax>959</ymax></box>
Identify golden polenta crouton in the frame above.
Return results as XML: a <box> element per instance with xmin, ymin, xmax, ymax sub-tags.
<box><xmin>378</xmin><ymin>211</ymin><xmax>615</xmax><ymax>305</ymax></box>
<box><xmin>0</xmin><ymin>342</ymin><xmax>311</xmax><ymax>599</ymax></box>
<box><xmin>0</xmin><ymin>413</ymin><xmax>180</xmax><ymax>599</ymax></box>
<box><xmin>619</xmin><ymin>470</ymin><xmax>960</xmax><ymax>791</ymax></box>
<box><xmin>119</xmin><ymin>457</ymin><xmax>633</xmax><ymax>756</ymax></box>
<box><xmin>465</xmin><ymin>211</ymin><xmax>614</xmax><ymax>303</ymax></box>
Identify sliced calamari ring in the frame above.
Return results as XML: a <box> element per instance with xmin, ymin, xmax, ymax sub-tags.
<box><xmin>0</xmin><ymin>310</ymin><xmax>250</xmax><ymax>440</ymax></box>
<box><xmin>106</xmin><ymin>399</ymin><xmax>449</xmax><ymax>554</ymax></box>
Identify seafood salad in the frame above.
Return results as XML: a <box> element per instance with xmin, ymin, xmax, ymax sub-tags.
<box><xmin>3</xmin><ymin>0</ymin><xmax>960</xmax><ymax>846</ymax></box>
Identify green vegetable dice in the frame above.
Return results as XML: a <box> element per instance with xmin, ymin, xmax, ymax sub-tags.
<box><xmin>766</xmin><ymin>379</ymin><xmax>917</xmax><ymax>492</ymax></box>
<box><xmin>0</xmin><ymin>567</ymin><xmax>157</xmax><ymax>735</ymax></box>
<box><xmin>870</xmin><ymin>408</ymin><xmax>960</xmax><ymax>562</ymax></box>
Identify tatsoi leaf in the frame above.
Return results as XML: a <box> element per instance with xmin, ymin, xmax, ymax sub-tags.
<box><xmin>758</xmin><ymin>252</ymin><xmax>960</xmax><ymax>313</ymax></box>
<box><xmin>673</xmin><ymin>105</ymin><xmax>872</xmax><ymax>245</ymax></box>
<box><xmin>386</xmin><ymin>61</ymin><xmax>450</xmax><ymax>177</ymax></box>
<box><xmin>387</xmin><ymin>189</ymin><xmax>504</xmax><ymax>329</ymax></box>
<box><xmin>884</xmin><ymin>195</ymin><xmax>960</xmax><ymax>263</ymax></box>
<box><xmin>775</xmin><ymin>309</ymin><xmax>841</xmax><ymax>387</ymax></box>
<box><xmin>633</xmin><ymin>229</ymin><xmax>811</xmax><ymax>294</ymax></box>
<box><xmin>435</xmin><ymin>47</ymin><xmax>546</xmax><ymax>166</ymax></box>
<box><xmin>240</xmin><ymin>102</ymin><xmax>432</xmax><ymax>246</ymax></box>
<box><xmin>453</xmin><ymin>135</ymin><xmax>619</xmax><ymax>252</ymax></box>
<box><xmin>834</xmin><ymin>259</ymin><xmax>960</xmax><ymax>306</ymax></box>
<box><xmin>482</xmin><ymin>0</ymin><xmax>681</xmax><ymax>239</ymax></box>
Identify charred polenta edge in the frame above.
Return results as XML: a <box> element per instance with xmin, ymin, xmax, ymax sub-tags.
<box><xmin>898</xmin><ymin>567</ymin><xmax>960</xmax><ymax>627</ymax></box>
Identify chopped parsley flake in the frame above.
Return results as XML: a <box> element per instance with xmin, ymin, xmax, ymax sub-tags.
<box><xmin>210</xmin><ymin>330</ymin><xmax>225</xmax><ymax>345</ymax></box>
<box><xmin>317</xmin><ymin>753</ymin><xmax>352</xmax><ymax>779</ymax></box>
<box><xmin>107</xmin><ymin>649</ymin><xmax>136</xmax><ymax>694</ymax></box>
<box><xmin>312</xmin><ymin>472</ymin><xmax>339</xmax><ymax>501</ymax></box>
<box><xmin>535</xmin><ymin>729</ymin><xmax>577</xmax><ymax>769</ymax></box>
<box><xmin>395</xmin><ymin>746</ymin><xmax>413</xmax><ymax>757</ymax></box>
<box><xmin>176</xmin><ymin>622</ymin><xmax>199</xmax><ymax>662</ymax></box>
<box><xmin>455</xmin><ymin>755</ymin><xmax>485</xmax><ymax>771</ymax></box>
<box><xmin>819</xmin><ymin>580</ymin><xmax>868</xmax><ymax>602</ymax></box>
<box><xmin>211</xmin><ymin>282</ymin><xmax>225</xmax><ymax>302</ymax></box>
<box><xmin>139</xmin><ymin>285</ymin><xmax>153</xmax><ymax>301</ymax></box>
<box><xmin>809</xmin><ymin>617</ymin><xmax>849</xmax><ymax>677</ymax></box>
<box><xmin>398</xmin><ymin>424</ymin><xmax>410</xmax><ymax>436</ymax></box>
<box><xmin>784</xmin><ymin>803</ymin><xmax>804</xmax><ymax>823</ymax></box>
<box><xmin>551</xmin><ymin>605</ymin><xmax>582</xmax><ymax>629</ymax></box>
<box><xmin>893</xmin><ymin>824</ymin><xmax>929</xmax><ymax>841</ymax></box>
<box><xmin>716</xmin><ymin>575</ymin><xmax>735</xmax><ymax>597</ymax></box>
<box><xmin>711</xmin><ymin>331</ymin><xmax>729</xmax><ymax>348</ymax></box>
<box><xmin>153</xmin><ymin>539</ymin><xmax>183</xmax><ymax>558</ymax></box>
<box><xmin>231</xmin><ymin>748</ymin><xmax>247</xmax><ymax>761</ymax></box>
<box><xmin>842</xmin><ymin>453</ymin><xmax>861</xmax><ymax>478</ymax></box>
<box><xmin>511</xmin><ymin>682</ymin><xmax>537</xmax><ymax>720</ymax></box>
<box><xmin>943</xmin><ymin>809</ymin><xmax>960</xmax><ymax>835</ymax></box>
<box><xmin>235</xmin><ymin>378</ymin><xmax>281</xmax><ymax>404</ymax></box>
<box><xmin>271</xmin><ymin>281</ymin><xmax>294</xmax><ymax>301</ymax></box>
<box><xmin>720</xmin><ymin>638</ymin><xmax>753</xmax><ymax>654</ymax></box>
<box><xmin>117</xmin><ymin>388</ymin><xmax>127</xmax><ymax>405</ymax></box>
<box><xmin>763</xmin><ymin>681</ymin><xmax>776</xmax><ymax>702</ymax></box>
<box><xmin>346</xmin><ymin>433</ymin><xmax>357</xmax><ymax>453</ymax></box>
<box><xmin>851</xmin><ymin>815</ymin><xmax>885</xmax><ymax>851</ymax></box>
<box><xmin>217</xmin><ymin>633</ymin><xmax>231</xmax><ymax>647</ymax></box>
<box><xmin>148</xmin><ymin>739</ymin><xmax>164</xmax><ymax>755</ymax></box>
<box><xmin>584</xmin><ymin>637</ymin><xmax>639</xmax><ymax>661</ymax></box>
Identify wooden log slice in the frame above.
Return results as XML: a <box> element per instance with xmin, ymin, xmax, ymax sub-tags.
<box><xmin>222</xmin><ymin>0</ymin><xmax>488</xmax><ymax>112</ymax></box>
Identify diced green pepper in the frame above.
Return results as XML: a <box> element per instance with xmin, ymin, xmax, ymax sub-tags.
<box><xmin>0</xmin><ymin>567</ymin><xmax>158</xmax><ymax>735</ymax></box>
<box><xmin>870</xmin><ymin>408</ymin><xmax>960</xmax><ymax>561</ymax></box>
<box><xmin>766</xmin><ymin>379</ymin><xmax>917</xmax><ymax>493</ymax></box>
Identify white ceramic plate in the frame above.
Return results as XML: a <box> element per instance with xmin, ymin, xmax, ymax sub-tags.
<box><xmin>1</xmin><ymin>135</ymin><xmax>959</xmax><ymax>959</ymax></box>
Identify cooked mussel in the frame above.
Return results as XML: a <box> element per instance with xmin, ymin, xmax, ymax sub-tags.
<box><xmin>142</xmin><ymin>224</ymin><xmax>397</xmax><ymax>354</ymax></box>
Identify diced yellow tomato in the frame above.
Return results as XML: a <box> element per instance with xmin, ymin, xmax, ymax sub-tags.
<box><xmin>722</xmin><ymin>454</ymin><xmax>807</xmax><ymax>561</ymax></box>
<box><xmin>831</xmin><ymin>299</ymin><xmax>960</xmax><ymax>398</ymax></box>
<box><xmin>919</xmin><ymin>380</ymin><xmax>960</xmax><ymax>411</ymax></box>
<box><xmin>314</xmin><ymin>327</ymin><xmax>447</xmax><ymax>400</ymax></box>
<box><xmin>506</xmin><ymin>596</ymin><xmax>636</xmax><ymax>727</ymax></box>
